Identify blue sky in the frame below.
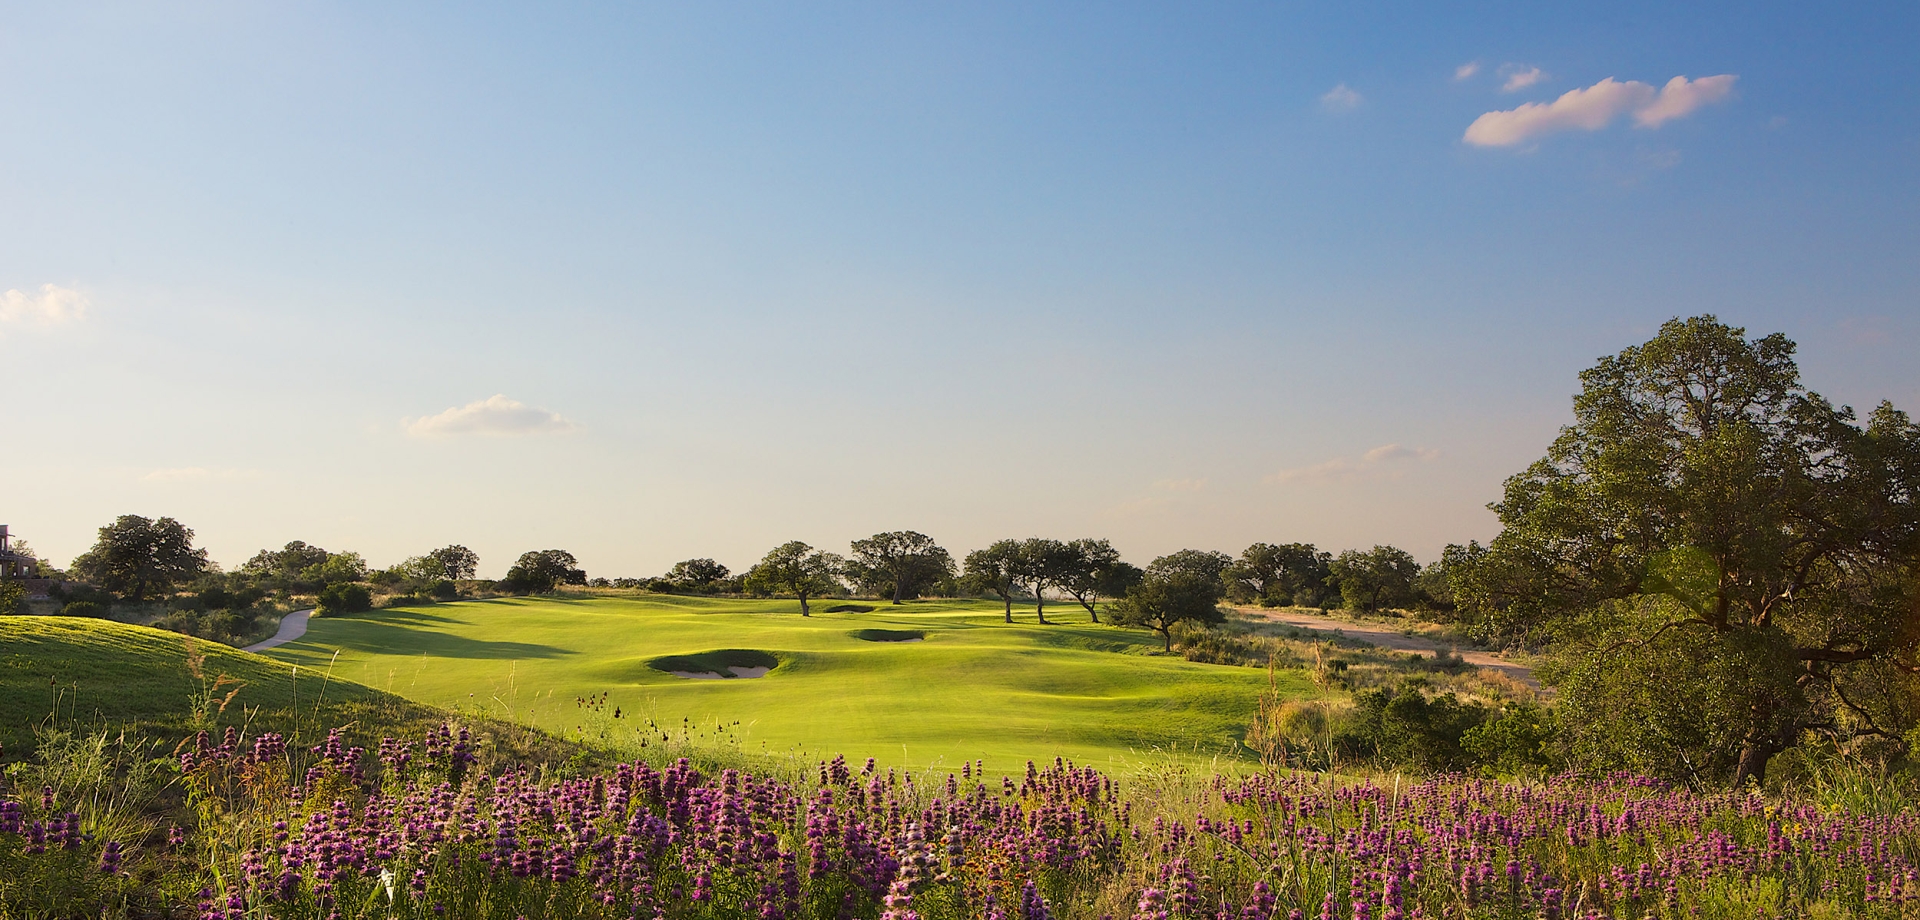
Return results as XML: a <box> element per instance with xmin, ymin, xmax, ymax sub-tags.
<box><xmin>3</xmin><ymin>2</ymin><xmax>1916</xmax><ymax>577</ymax></box>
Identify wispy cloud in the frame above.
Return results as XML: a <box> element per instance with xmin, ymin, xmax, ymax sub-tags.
<box><xmin>407</xmin><ymin>394</ymin><xmax>580</xmax><ymax>437</ymax></box>
<box><xmin>1320</xmin><ymin>83</ymin><xmax>1363</xmax><ymax>112</ymax></box>
<box><xmin>1464</xmin><ymin>74</ymin><xmax>1736</xmax><ymax>147</ymax></box>
<box><xmin>1266</xmin><ymin>443</ymin><xmax>1439</xmax><ymax>484</ymax></box>
<box><xmin>0</xmin><ymin>284</ymin><xmax>88</xmax><ymax>330</ymax></box>
<box><xmin>141</xmin><ymin>467</ymin><xmax>262</xmax><ymax>482</ymax></box>
<box><xmin>1453</xmin><ymin>61</ymin><xmax>1481</xmax><ymax>81</ymax></box>
<box><xmin>1499</xmin><ymin>64</ymin><xmax>1546</xmax><ymax>93</ymax></box>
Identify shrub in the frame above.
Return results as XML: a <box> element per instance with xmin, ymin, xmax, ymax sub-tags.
<box><xmin>429</xmin><ymin>578</ymin><xmax>458</xmax><ymax>599</ymax></box>
<box><xmin>315</xmin><ymin>582</ymin><xmax>372</xmax><ymax>615</ymax></box>
<box><xmin>56</xmin><ymin>600</ymin><xmax>105</xmax><ymax>618</ymax></box>
<box><xmin>1461</xmin><ymin>701</ymin><xmax>1561</xmax><ymax>777</ymax></box>
<box><xmin>1333</xmin><ymin>683</ymin><xmax>1491</xmax><ymax>772</ymax></box>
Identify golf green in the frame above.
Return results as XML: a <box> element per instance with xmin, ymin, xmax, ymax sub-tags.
<box><xmin>264</xmin><ymin>595</ymin><xmax>1308</xmax><ymax>771</ymax></box>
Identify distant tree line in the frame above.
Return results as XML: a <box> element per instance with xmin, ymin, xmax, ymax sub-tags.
<box><xmin>29</xmin><ymin>512</ymin><xmax>1463</xmax><ymax>656</ymax></box>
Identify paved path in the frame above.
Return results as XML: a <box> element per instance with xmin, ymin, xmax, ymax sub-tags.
<box><xmin>1236</xmin><ymin>607</ymin><xmax>1542</xmax><ymax>690</ymax></box>
<box><xmin>243</xmin><ymin>609</ymin><xmax>314</xmax><ymax>653</ymax></box>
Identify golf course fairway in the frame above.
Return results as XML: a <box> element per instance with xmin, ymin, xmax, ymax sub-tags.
<box><xmin>263</xmin><ymin>595</ymin><xmax>1308</xmax><ymax>771</ymax></box>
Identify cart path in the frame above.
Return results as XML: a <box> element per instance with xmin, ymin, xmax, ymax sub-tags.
<box><xmin>243</xmin><ymin>609</ymin><xmax>314</xmax><ymax>653</ymax></box>
<box><xmin>1236</xmin><ymin>607</ymin><xmax>1542</xmax><ymax>690</ymax></box>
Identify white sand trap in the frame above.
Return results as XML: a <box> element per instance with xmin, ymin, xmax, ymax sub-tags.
<box><xmin>667</xmin><ymin>665</ymin><xmax>771</xmax><ymax>680</ymax></box>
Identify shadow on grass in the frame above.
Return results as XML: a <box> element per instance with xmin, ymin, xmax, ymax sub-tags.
<box><xmin>291</xmin><ymin>618</ymin><xmax>575</xmax><ymax>660</ymax></box>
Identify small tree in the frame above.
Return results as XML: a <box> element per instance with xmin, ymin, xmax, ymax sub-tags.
<box><xmin>69</xmin><ymin>515</ymin><xmax>210</xmax><ymax>601</ymax></box>
<box><xmin>744</xmin><ymin>542</ymin><xmax>845</xmax><ymax>616</ymax></box>
<box><xmin>962</xmin><ymin>540</ymin><xmax>1025</xmax><ymax>623</ymax></box>
<box><xmin>849</xmin><ymin>531</ymin><xmax>954</xmax><ymax>604</ymax></box>
<box><xmin>0</xmin><ymin>580</ymin><xmax>22</xmax><ymax>616</ymax></box>
<box><xmin>1055</xmin><ymin>538</ymin><xmax>1136</xmax><ymax>623</ymax></box>
<box><xmin>1111</xmin><ymin>551</ymin><xmax>1229</xmax><ymax>651</ymax></box>
<box><xmin>426</xmin><ymin>545</ymin><xmax>479</xmax><ymax>581</ymax></box>
<box><xmin>502</xmin><ymin>550</ymin><xmax>582</xmax><ymax>594</ymax></box>
<box><xmin>1011</xmin><ymin>538</ymin><xmax>1074</xmax><ymax>625</ymax></box>
<box><xmin>666</xmin><ymin>558</ymin><xmax>732</xmax><ymax>592</ymax></box>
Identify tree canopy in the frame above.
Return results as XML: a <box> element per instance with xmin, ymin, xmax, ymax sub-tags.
<box><xmin>69</xmin><ymin>515</ymin><xmax>210</xmax><ymax>601</ymax></box>
<box><xmin>849</xmin><ymin>531</ymin><xmax>954</xmax><ymax>604</ymax></box>
<box><xmin>425</xmin><ymin>545</ymin><xmax>479</xmax><ymax>581</ymax></box>
<box><xmin>962</xmin><ymin>540</ymin><xmax>1025</xmax><ymax>623</ymax></box>
<box><xmin>666</xmin><ymin>558</ymin><xmax>732</xmax><ymax>591</ymax></box>
<box><xmin>1329</xmin><ymin>545</ymin><xmax>1420</xmax><ymax>613</ymax></box>
<box><xmin>1011</xmin><ymin>538</ymin><xmax>1074</xmax><ymax>624</ymax></box>
<box><xmin>1452</xmin><ymin>315</ymin><xmax>1920</xmax><ymax>785</ymax></box>
<box><xmin>1056</xmin><ymin>538</ymin><xmax>1138</xmax><ymax>624</ymax></box>
<box><xmin>1227</xmin><ymin>542</ymin><xmax>1335</xmax><ymax>607</ymax></box>
<box><xmin>743</xmin><ymin>541</ymin><xmax>845</xmax><ymax>616</ymax></box>
<box><xmin>1113</xmin><ymin>550</ymin><xmax>1229</xmax><ymax>651</ymax></box>
<box><xmin>502</xmin><ymin>550</ymin><xmax>584</xmax><ymax>595</ymax></box>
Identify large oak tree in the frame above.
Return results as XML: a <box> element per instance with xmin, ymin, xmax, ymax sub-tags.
<box><xmin>70</xmin><ymin>515</ymin><xmax>209</xmax><ymax>601</ymax></box>
<box><xmin>849</xmin><ymin>531</ymin><xmax>954</xmax><ymax>604</ymax></box>
<box><xmin>1453</xmin><ymin>316</ymin><xmax>1920</xmax><ymax>786</ymax></box>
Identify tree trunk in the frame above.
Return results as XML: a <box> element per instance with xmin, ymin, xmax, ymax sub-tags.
<box><xmin>892</xmin><ymin>571</ymin><xmax>904</xmax><ymax>605</ymax></box>
<box><xmin>799</xmin><ymin>592</ymin><xmax>810</xmax><ymax>617</ymax></box>
<box><xmin>1732</xmin><ymin>740</ymin><xmax>1776</xmax><ymax>788</ymax></box>
<box><xmin>1002</xmin><ymin>594</ymin><xmax>1012</xmax><ymax>623</ymax></box>
<box><xmin>1036</xmin><ymin>585</ymin><xmax>1049</xmax><ymax>625</ymax></box>
<box><xmin>1085</xmin><ymin>598</ymin><xmax>1100</xmax><ymax>624</ymax></box>
<box><xmin>1160</xmin><ymin>626</ymin><xmax>1172</xmax><ymax>652</ymax></box>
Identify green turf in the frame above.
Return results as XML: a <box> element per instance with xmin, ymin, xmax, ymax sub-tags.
<box><xmin>262</xmin><ymin>596</ymin><xmax>1318</xmax><ymax>772</ymax></box>
<box><xmin>0</xmin><ymin>616</ymin><xmax>404</xmax><ymax>753</ymax></box>
<box><xmin>0</xmin><ymin>616</ymin><xmax>611</xmax><ymax>772</ymax></box>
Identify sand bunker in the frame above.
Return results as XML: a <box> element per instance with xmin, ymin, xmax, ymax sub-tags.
<box><xmin>649</xmin><ymin>649</ymin><xmax>779</xmax><ymax>680</ymax></box>
<box><xmin>852</xmin><ymin>629</ymin><xmax>925</xmax><ymax>643</ymax></box>
<box><xmin>668</xmin><ymin>665</ymin><xmax>772</xmax><ymax>680</ymax></box>
<box><xmin>824</xmin><ymin>604</ymin><xmax>876</xmax><ymax>614</ymax></box>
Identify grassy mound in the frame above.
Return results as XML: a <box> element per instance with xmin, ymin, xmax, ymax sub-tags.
<box><xmin>263</xmin><ymin>596</ymin><xmax>1320</xmax><ymax>770</ymax></box>
<box><xmin>0</xmin><ymin>616</ymin><xmax>589</xmax><ymax>770</ymax></box>
<box><xmin>649</xmin><ymin>648</ymin><xmax>781</xmax><ymax>677</ymax></box>
<box><xmin>852</xmin><ymin>629</ymin><xmax>925</xmax><ymax>642</ymax></box>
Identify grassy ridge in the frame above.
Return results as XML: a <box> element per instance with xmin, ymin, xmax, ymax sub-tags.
<box><xmin>0</xmin><ymin>617</ymin><xmax>590</xmax><ymax>770</ymax></box>
<box><xmin>264</xmin><ymin>595</ymin><xmax>1310</xmax><ymax>770</ymax></box>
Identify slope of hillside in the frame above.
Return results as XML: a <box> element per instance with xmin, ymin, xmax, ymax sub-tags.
<box><xmin>0</xmin><ymin>616</ymin><xmax>421</xmax><ymax>756</ymax></box>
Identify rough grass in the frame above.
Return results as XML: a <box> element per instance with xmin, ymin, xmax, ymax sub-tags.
<box><xmin>261</xmin><ymin>596</ymin><xmax>1316</xmax><ymax>771</ymax></box>
<box><xmin>0</xmin><ymin>616</ymin><xmax>596</xmax><ymax>772</ymax></box>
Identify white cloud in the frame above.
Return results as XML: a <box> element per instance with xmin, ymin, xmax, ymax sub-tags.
<box><xmin>406</xmin><ymin>394</ymin><xmax>580</xmax><ymax>437</ymax></box>
<box><xmin>1267</xmin><ymin>443</ymin><xmax>1439</xmax><ymax>484</ymax></box>
<box><xmin>1454</xmin><ymin>61</ymin><xmax>1481</xmax><ymax>81</ymax></box>
<box><xmin>0</xmin><ymin>284</ymin><xmax>89</xmax><ymax>330</ymax></box>
<box><xmin>1362</xmin><ymin>443</ymin><xmax>1440</xmax><ymax>463</ymax></box>
<box><xmin>1632</xmin><ymin>74</ymin><xmax>1738</xmax><ymax>127</ymax></box>
<box><xmin>1320</xmin><ymin>83</ymin><xmax>1363</xmax><ymax>112</ymax></box>
<box><xmin>1463</xmin><ymin>74</ymin><xmax>1737</xmax><ymax>147</ymax></box>
<box><xmin>1499</xmin><ymin>64</ymin><xmax>1546</xmax><ymax>93</ymax></box>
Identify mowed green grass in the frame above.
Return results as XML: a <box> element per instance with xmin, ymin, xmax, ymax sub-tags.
<box><xmin>0</xmin><ymin>616</ymin><xmax>414</xmax><ymax>754</ymax></box>
<box><xmin>267</xmin><ymin>596</ymin><xmax>1312</xmax><ymax>771</ymax></box>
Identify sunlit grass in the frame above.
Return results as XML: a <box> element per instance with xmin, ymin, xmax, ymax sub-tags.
<box><xmin>263</xmin><ymin>595</ymin><xmax>1314</xmax><ymax>771</ymax></box>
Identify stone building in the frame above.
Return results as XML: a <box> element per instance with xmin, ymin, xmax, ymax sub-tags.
<box><xmin>0</xmin><ymin>525</ymin><xmax>53</xmax><ymax>598</ymax></box>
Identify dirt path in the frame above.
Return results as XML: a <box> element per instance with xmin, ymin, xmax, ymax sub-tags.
<box><xmin>243</xmin><ymin>609</ymin><xmax>314</xmax><ymax>653</ymax></box>
<box><xmin>1237</xmin><ymin>607</ymin><xmax>1542</xmax><ymax>690</ymax></box>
